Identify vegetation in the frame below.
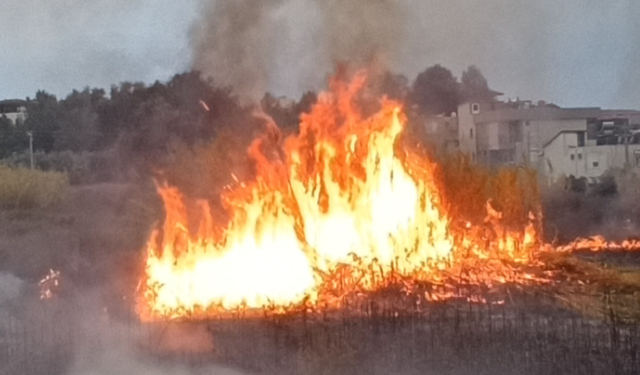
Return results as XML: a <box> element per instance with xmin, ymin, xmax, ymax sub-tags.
<box><xmin>0</xmin><ymin>165</ymin><xmax>68</xmax><ymax>209</ymax></box>
<box><xmin>0</xmin><ymin>65</ymin><xmax>492</xmax><ymax>179</ymax></box>
<box><xmin>543</xmin><ymin>250</ymin><xmax>640</xmax><ymax>323</ymax></box>
<box><xmin>542</xmin><ymin>167</ymin><xmax>640</xmax><ymax>243</ymax></box>
<box><xmin>437</xmin><ymin>153</ymin><xmax>540</xmax><ymax>225</ymax></box>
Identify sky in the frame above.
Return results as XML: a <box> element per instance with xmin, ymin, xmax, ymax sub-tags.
<box><xmin>1</xmin><ymin>0</ymin><xmax>639</xmax><ymax>110</ymax></box>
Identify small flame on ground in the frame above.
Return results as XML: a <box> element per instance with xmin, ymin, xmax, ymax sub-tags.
<box><xmin>39</xmin><ymin>269</ymin><xmax>60</xmax><ymax>300</ymax></box>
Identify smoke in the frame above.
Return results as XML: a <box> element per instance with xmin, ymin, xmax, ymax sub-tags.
<box><xmin>191</xmin><ymin>0</ymin><xmax>405</xmax><ymax>102</ymax></box>
<box><xmin>315</xmin><ymin>0</ymin><xmax>405</xmax><ymax>71</ymax></box>
<box><xmin>190</xmin><ymin>0</ymin><xmax>640</xmax><ymax>109</ymax></box>
<box><xmin>67</xmin><ymin>349</ymin><xmax>246</xmax><ymax>375</ymax></box>
<box><xmin>191</xmin><ymin>0</ymin><xmax>288</xmax><ymax>103</ymax></box>
<box><xmin>64</xmin><ymin>315</ymin><xmax>244</xmax><ymax>375</ymax></box>
<box><xmin>0</xmin><ymin>272</ymin><xmax>23</xmax><ymax>303</ymax></box>
<box><xmin>3</xmin><ymin>0</ymin><xmax>639</xmax><ymax>108</ymax></box>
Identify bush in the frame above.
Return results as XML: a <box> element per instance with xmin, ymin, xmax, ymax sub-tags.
<box><xmin>0</xmin><ymin>165</ymin><xmax>69</xmax><ymax>208</ymax></box>
<box><xmin>437</xmin><ymin>153</ymin><xmax>541</xmax><ymax>226</ymax></box>
<box><xmin>541</xmin><ymin>168</ymin><xmax>640</xmax><ymax>243</ymax></box>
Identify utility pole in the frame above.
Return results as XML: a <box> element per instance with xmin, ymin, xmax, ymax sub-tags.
<box><xmin>27</xmin><ymin>131</ymin><xmax>34</xmax><ymax>169</ymax></box>
<box><xmin>624</xmin><ymin>120</ymin><xmax>630</xmax><ymax>168</ymax></box>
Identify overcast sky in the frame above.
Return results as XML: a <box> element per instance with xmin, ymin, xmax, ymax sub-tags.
<box><xmin>2</xmin><ymin>0</ymin><xmax>639</xmax><ymax>109</ymax></box>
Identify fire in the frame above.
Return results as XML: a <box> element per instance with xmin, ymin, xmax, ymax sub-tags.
<box><xmin>39</xmin><ymin>269</ymin><xmax>60</xmax><ymax>300</ymax></box>
<box><xmin>557</xmin><ymin>235</ymin><xmax>640</xmax><ymax>253</ymax></box>
<box><xmin>138</xmin><ymin>72</ymin><xmax>542</xmax><ymax>321</ymax></box>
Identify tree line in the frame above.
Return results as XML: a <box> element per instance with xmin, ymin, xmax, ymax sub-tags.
<box><xmin>0</xmin><ymin>64</ymin><xmax>493</xmax><ymax>165</ymax></box>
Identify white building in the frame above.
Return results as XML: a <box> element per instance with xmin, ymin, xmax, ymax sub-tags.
<box><xmin>456</xmin><ymin>97</ymin><xmax>640</xmax><ymax>181</ymax></box>
<box><xmin>541</xmin><ymin>128</ymin><xmax>640</xmax><ymax>183</ymax></box>
<box><xmin>0</xmin><ymin>99</ymin><xmax>27</xmax><ymax>124</ymax></box>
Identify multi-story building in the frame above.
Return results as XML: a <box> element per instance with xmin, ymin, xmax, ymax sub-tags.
<box><xmin>541</xmin><ymin>112</ymin><xmax>640</xmax><ymax>182</ymax></box>
<box><xmin>456</xmin><ymin>97</ymin><xmax>640</xmax><ymax>182</ymax></box>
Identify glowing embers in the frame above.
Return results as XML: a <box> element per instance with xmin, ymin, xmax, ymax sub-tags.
<box><xmin>39</xmin><ymin>269</ymin><xmax>60</xmax><ymax>300</ymax></box>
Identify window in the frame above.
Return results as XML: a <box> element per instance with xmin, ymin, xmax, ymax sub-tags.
<box><xmin>593</xmin><ymin>161</ymin><xmax>599</xmax><ymax>168</ymax></box>
<box><xmin>570</xmin><ymin>154</ymin><xmax>575</xmax><ymax>161</ymax></box>
<box><xmin>470</xmin><ymin>128</ymin><xmax>474</xmax><ymax>139</ymax></box>
<box><xmin>471</xmin><ymin>103</ymin><xmax>480</xmax><ymax>114</ymax></box>
<box><xmin>577</xmin><ymin>132</ymin><xmax>586</xmax><ymax>147</ymax></box>
<box><xmin>578</xmin><ymin>154</ymin><xmax>582</xmax><ymax>160</ymax></box>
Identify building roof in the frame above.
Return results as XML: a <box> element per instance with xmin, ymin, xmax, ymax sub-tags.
<box><xmin>599</xmin><ymin>109</ymin><xmax>640</xmax><ymax>125</ymax></box>
<box><xmin>459</xmin><ymin>88</ymin><xmax>504</xmax><ymax>104</ymax></box>
<box><xmin>473</xmin><ymin>106</ymin><xmax>602</xmax><ymax>124</ymax></box>
<box><xmin>542</xmin><ymin>130</ymin><xmax>583</xmax><ymax>149</ymax></box>
<box><xmin>0</xmin><ymin>99</ymin><xmax>27</xmax><ymax>107</ymax></box>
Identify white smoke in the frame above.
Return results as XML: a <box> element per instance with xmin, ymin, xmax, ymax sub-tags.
<box><xmin>0</xmin><ymin>272</ymin><xmax>23</xmax><ymax>303</ymax></box>
<box><xmin>66</xmin><ymin>347</ymin><xmax>247</xmax><ymax>375</ymax></box>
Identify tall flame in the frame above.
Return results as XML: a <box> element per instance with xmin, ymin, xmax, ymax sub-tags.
<box><xmin>139</xmin><ymin>73</ymin><xmax>536</xmax><ymax>320</ymax></box>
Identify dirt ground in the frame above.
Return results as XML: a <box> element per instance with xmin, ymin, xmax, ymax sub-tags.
<box><xmin>0</xmin><ymin>183</ymin><xmax>160</xmax><ymax>296</ymax></box>
<box><xmin>2</xmin><ymin>184</ymin><xmax>640</xmax><ymax>375</ymax></box>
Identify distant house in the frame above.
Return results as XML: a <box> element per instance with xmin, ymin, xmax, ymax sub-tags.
<box><xmin>456</xmin><ymin>95</ymin><xmax>640</xmax><ymax>182</ymax></box>
<box><xmin>541</xmin><ymin>114</ymin><xmax>640</xmax><ymax>183</ymax></box>
<box><xmin>0</xmin><ymin>99</ymin><xmax>27</xmax><ymax>124</ymax></box>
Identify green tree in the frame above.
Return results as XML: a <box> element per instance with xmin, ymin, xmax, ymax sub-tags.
<box><xmin>411</xmin><ymin>65</ymin><xmax>460</xmax><ymax>116</ymax></box>
<box><xmin>460</xmin><ymin>65</ymin><xmax>492</xmax><ymax>101</ymax></box>
<box><xmin>55</xmin><ymin>88</ymin><xmax>100</xmax><ymax>152</ymax></box>
<box><xmin>23</xmin><ymin>91</ymin><xmax>63</xmax><ymax>152</ymax></box>
<box><xmin>378</xmin><ymin>72</ymin><xmax>409</xmax><ymax>101</ymax></box>
<box><xmin>0</xmin><ymin>115</ymin><xmax>28</xmax><ymax>158</ymax></box>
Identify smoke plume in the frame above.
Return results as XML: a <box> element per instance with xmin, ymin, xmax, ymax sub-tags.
<box><xmin>315</xmin><ymin>0</ymin><xmax>405</xmax><ymax>71</ymax></box>
<box><xmin>191</xmin><ymin>0</ymin><xmax>287</xmax><ymax>103</ymax></box>
<box><xmin>191</xmin><ymin>0</ymin><xmax>405</xmax><ymax>102</ymax></box>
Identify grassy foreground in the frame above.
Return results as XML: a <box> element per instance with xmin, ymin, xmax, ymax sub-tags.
<box><xmin>542</xmin><ymin>251</ymin><xmax>640</xmax><ymax>323</ymax></box>
<box><xmin>0</xmin><ymin>165</ymin><xmax>69</xmax><ymax>209</ymax></box>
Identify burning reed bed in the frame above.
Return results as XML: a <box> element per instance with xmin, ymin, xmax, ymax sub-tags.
<box><xmin>2</xmin><ymin>287</ymin><xmax>640</xmax><ymax>375</ymax></box>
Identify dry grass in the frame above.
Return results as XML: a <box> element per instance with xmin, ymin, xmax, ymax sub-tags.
<box><xmin>542</xmin><ymin>251</ymin><xmax>640</xmax><ymax>323</ymax></box>
<box><xmin>437</xmin><ymin>153</ymin><xmax>541</xmax><ymax>225</ymax></box>
<box><xmin>0</xmin><ymin>165</ymin><xmax>69</xmax><ymax>209</ymax></box>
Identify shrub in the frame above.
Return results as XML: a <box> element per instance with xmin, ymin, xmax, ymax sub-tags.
<box><xmin>541</xmin><ymin>168</ymin><xmax>640</xmax><ymax>243</ymax></box>
<box><xmin>437</xmin><ymin>153</ymin><xmax>541</xmax><ymax>225</ymax></box>
<box><xmin>0</xmin><ymin>165</ymin><xmax>69</xmax><ymax>208</ymax></box>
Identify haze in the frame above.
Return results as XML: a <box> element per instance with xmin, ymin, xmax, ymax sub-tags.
<box><xmin>1</xmin><ymin>0</ymin><xmax>639</xmax><ymax>109</ymax></box>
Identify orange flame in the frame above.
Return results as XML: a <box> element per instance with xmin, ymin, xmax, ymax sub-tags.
<box><xmin>138</xmin><ymin>73</ymin><xmax>543</xmax><ymax>321</ymax></box>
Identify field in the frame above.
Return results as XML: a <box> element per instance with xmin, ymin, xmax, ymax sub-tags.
<box><xmin>0</xmin><ymin>165</ymin><xmax>68</xmax><ymax>209</ymax></box>
<box><xmin>2</xmin><ymin>290</ymin><xmax>640</xmax><ymax>375</ymax></box>
<box><xmin>1</xmin><ymin>181</ymin><xmax>640</xmax><ymax>375</ymax></box>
